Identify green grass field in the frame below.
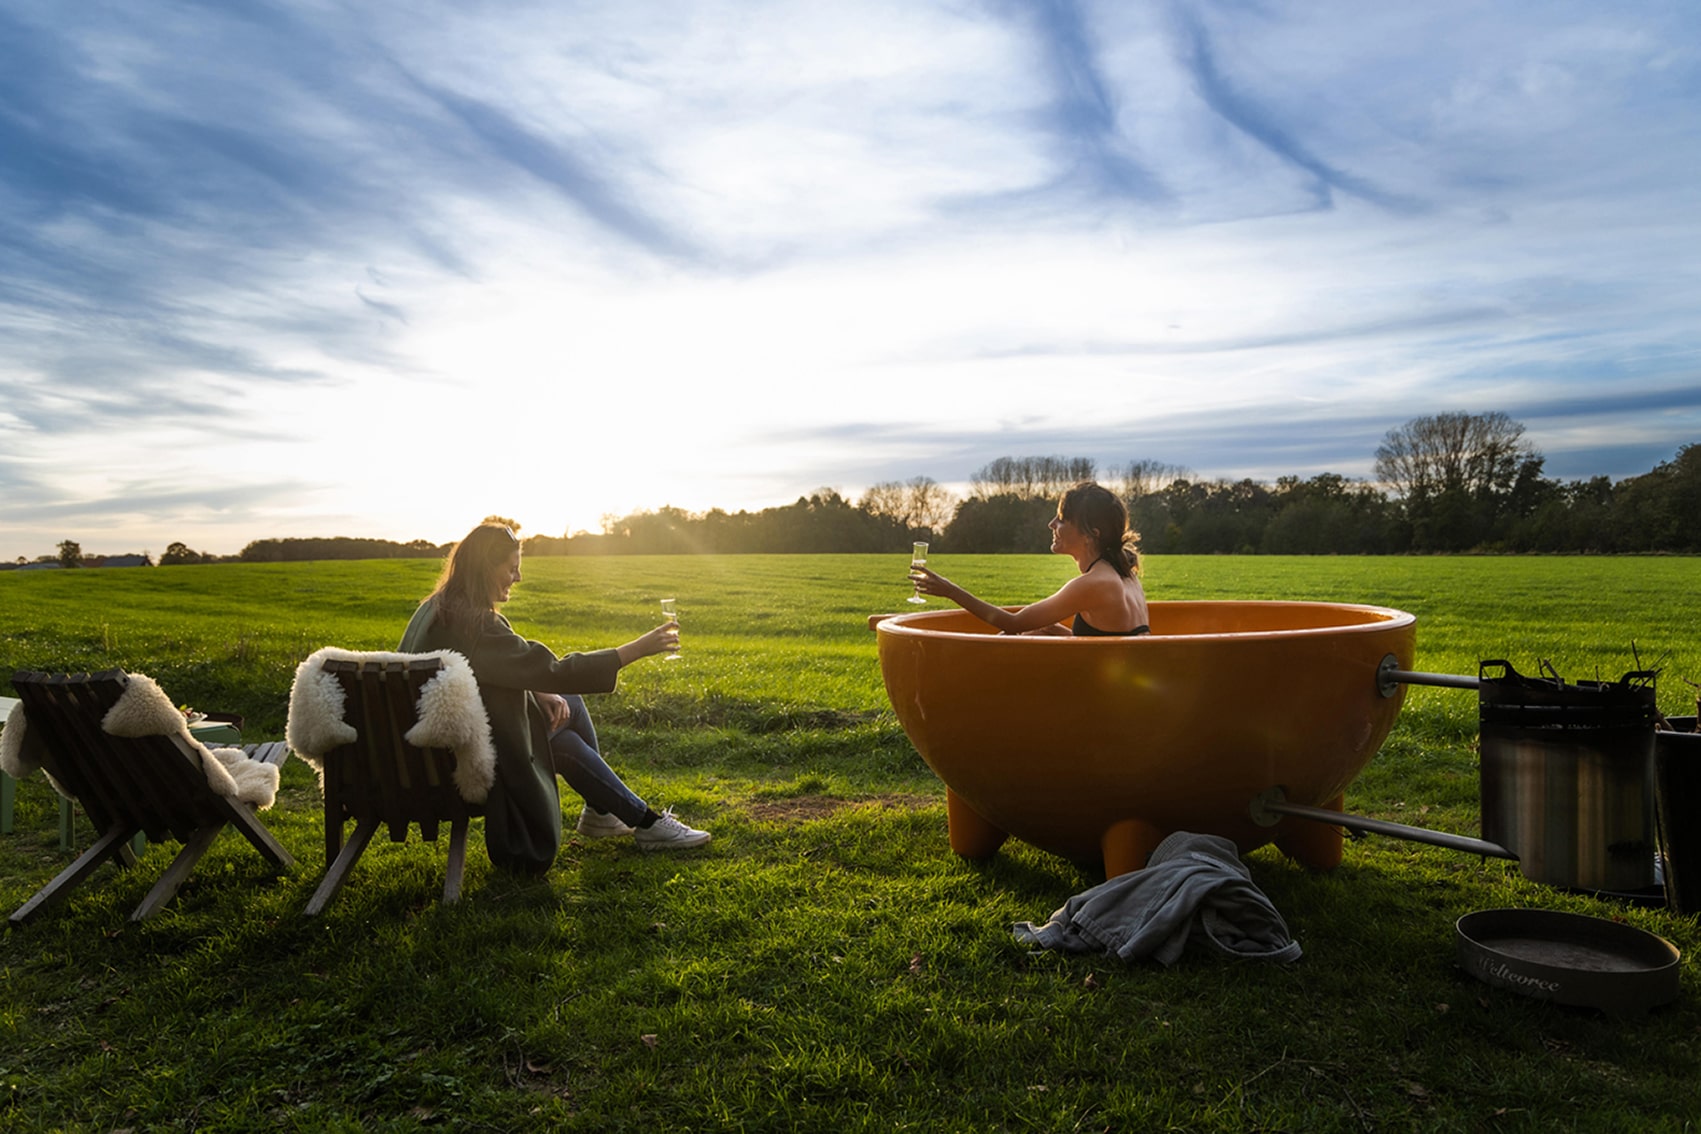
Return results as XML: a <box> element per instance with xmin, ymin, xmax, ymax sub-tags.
<box><xmin>2</xmin><ymin>554</ymin><xmax>1699</xmax><ymax>1131</ymax></box>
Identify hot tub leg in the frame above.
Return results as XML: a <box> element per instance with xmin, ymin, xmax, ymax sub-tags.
<box><xmin>1101</xmin><ymin>818</ymin><xmax>1165</xmax><ymax>878</ymax></box>
<box><xmin>1275</xmin><ymin>791</ymin><xmax>1345</xmax><ymax>870</ymax></box>
<box><xmin>946</xmin><ymin>789</ymin><xmax>1008</xmax><ymax>859</ymax></box>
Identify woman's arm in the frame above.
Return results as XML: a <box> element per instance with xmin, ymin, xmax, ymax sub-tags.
<box><xmin>615</xmin><ymin>622</ymin><xmax>679</xmax><ymax>666</ymax></box>
<box><xmin>912</xmin><ymin>567</ymin><xmax>1085</xmax><ymax>635</ymax></box>
<box><xmin>466</xmin><ymin>614</ymin><xmax>628</xmax><ymax>695</ymax></box>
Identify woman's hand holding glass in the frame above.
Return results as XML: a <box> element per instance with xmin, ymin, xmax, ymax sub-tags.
<box><xmin>908</xmin><ymin>565</ymin><xmax>961</xmax><ymax>604</ymax></box>
<box><xmin>660</xmin><ymin>598</ymin><xmax>681</xmax><ymax>659</ymax></box>
<box><xmin>615</xmin><ymin>619</ymin><xmax>681</xmax><ymax>666</ymax></box>
<box><xmin>907</xmin><ymin>542</ymin><xmax>929</xmax><ymax>604</ymax></box>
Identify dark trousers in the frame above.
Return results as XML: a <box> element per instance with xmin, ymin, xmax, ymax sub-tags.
<box><xmin>546</xmin><ymin>694</ymin><xmax>648</xmax><ymax>827</ymax></box>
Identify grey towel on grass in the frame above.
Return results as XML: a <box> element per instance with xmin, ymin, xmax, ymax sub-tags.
<box><xmin>1012</xmin><ymin>831</ymin><xmax>1302</xmax><ymax>965</ymax></box>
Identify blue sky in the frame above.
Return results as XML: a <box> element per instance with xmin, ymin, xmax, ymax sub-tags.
<box><xmin>3</xmin><ymin>0</ymin><xmax>1699</xmax><ymax>559</ymax></box>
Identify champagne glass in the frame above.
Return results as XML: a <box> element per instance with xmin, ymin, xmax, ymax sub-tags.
<box><xmin>907</xmin><ymin>542</ymin><xmax>929</xmax><ymax>604</ymax></box>
<box><xmin>660</xmin><ymin>598</ymin><xmax>681</xmax><ymax>659</ymax></box>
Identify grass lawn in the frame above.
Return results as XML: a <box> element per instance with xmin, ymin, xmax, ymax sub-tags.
<box><xmin>1</xmin><ymin>554</ymin><xmax>1699</xmax><ymax>1131</ymax></box>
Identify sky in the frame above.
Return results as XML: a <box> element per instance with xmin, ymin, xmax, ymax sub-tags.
<box><xmin>3</xmin><ymin>0</ymin><xmax>1700</xmax><ymax>560</ymax></box>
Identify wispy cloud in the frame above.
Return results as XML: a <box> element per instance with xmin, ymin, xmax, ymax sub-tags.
<box><xmin>1172</xmin><ymin>5</ymin><xmax>1424</xmax><ymax>214</ymax></box>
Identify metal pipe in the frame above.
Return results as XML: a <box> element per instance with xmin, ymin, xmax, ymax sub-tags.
<box><xmin>1386</xmin><ymin>669</ymin><xmax>1480</xmax><ymax>690</ymax></box>
<box><xmin>1377</xmin><ymin>654</ymin><xmax>1481</xmax><ymax>697</ymax></box>
<box><xmin>1250</xmin><ymin>789</ymin><xmax>1518</xmax><ymax>860</ymax></box>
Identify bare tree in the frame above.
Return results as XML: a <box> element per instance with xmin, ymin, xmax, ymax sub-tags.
<box><xmin>1374</xmin><ymin>412</ymin><xmax>1537</xmax><ymax>500</ymax></box>
<box><xmin>905</xmin><ymin>476</ymin><xmax>957</xmax><ymax>534</ymax></box>
<box><xmin>858</xmin><ymin>481</ymin><xmax>907</xmax><ymax>522</ymax></box>
<box><xmin>968</xmin><ymin>456</ymin><xmax>1024</xmax><ymax>499</ymax></box>
<box><xmin>859</xmin><ymin>477</ymin><xmax>958</xmax><ymax>535</ymax></box>
<box><xmin>968</xmin><ymin>456</ymin><xmax>1096</xmax><ymax>500</ymax></box>
<box><xmin>1115</xmin><ymin>459</ymin><xmax>1192</xmax><ymax>502</ymax></box>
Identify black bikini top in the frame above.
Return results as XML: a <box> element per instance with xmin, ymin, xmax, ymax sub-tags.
<box><xmin>1072</xmin><ymin>614</ymin><xmax>1151</xmax><ymax>637</ymax></box>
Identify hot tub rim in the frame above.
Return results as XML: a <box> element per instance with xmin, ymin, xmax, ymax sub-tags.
<box><xmin>875</xmin><ymin>598</ymin><xmax>1417</xmax><ymax>644</ymax></box>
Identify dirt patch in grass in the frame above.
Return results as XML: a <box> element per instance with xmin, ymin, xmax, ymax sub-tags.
<box><xmin>743</xmin><ymin>792</ymin><xmax>938</xmax><ymax>824</ymax></box>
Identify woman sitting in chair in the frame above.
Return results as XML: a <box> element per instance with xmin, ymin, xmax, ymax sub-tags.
<box><xmin>911</xmin><ymin>481</ymin><xmax>1150</xmax><ymax>637</ymax></box>
<box><xmin>399</xmin><ymin>521</ymin><xmax>709</xmax><ymax>876</ymax></box>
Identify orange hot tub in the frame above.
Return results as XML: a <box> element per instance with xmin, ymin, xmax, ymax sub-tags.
<box><xmin>875</xmin><ymin>600</ymin><xmax>1416</xmax><ymax>877</ymax></box>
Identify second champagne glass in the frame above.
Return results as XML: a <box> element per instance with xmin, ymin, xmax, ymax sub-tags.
<box><xmin>907</xmin><ymin>542</ymin><xmax>929</xmax><ymax>604</ymax></box>
<box><xmin>660</xmin><ymin>598</ymin><xmax>681</xmax><ymax>659</ymax></box>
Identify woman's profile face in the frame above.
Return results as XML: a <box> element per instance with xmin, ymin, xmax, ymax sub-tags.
<box><xmin>1049</xmin><ymin>513</ymin><xmax>1091</xmax><ymax>556</ymax></box>
<box><xmin>489</xmin><ymin>549</ymin><xmax>522</xmax><ymax>605</ymax></box>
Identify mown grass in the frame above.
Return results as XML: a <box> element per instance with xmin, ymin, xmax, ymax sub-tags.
<box><xmin>1</xmin><ymin>554</ymin><xmax>1699</xmax><ymax>1132</ymax></box>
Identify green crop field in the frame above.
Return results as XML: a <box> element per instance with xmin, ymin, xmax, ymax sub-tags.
<box><xmin>1</xmin><ymin>554</ymin><xmax>1699</xmax><ymax>1131</ymax></box>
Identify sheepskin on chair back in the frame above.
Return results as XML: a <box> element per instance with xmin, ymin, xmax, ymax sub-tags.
<box><xmin>286</xmin><ymin>648</ymin><xmax>494</xmax><ymax>865</ymax></box>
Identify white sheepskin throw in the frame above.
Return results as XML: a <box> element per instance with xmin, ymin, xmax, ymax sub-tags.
<box><xmin>1</xmin><ymin>700</ymin><xmax>34</xmax><ymax>778</ymax></box>
<box><xmin>103</xmin><ymin>673</ymin><xmax>280</xmax><ymax>809</ymax></box>
<box><xmin>1</xmin><ymin>706</ymin><xmax>69</xmax><ymax>798</ymax></box>
<box><xmin>286</xmin><ymin>647</ymin><xmax>495</xmax><ymax>804</ymax></box>
<box><xmin>0</xmin><ymin>675</ymin><xmax>278</xmax><ymax>809</ymax></box>
<box><xmin>207</xmin><ymin>747</ymin><xmax>281</xmax><ymax>807</ymax></box>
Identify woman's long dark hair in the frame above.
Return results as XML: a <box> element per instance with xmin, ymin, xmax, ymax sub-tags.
<box><xmin>426</xmin><ymin>522</ymin><xmax>520</xmax><ymax>633</ymax></box>
<box><xmin>1059</xmin><ymin>481</ymin><xmax>1141</xmax><ymax>578</ymax></box>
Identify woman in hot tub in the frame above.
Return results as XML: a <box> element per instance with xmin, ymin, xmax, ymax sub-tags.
<box><xmin>911</xmin><ymin>481</ymin><xmax>1149</xmax><ymax>637</ymax></box>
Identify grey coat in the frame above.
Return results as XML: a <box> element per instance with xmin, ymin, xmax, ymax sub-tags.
<box><xmin>399</xmin><ymin>599</ymin><xmax>621</xmax><ymax>874</ymax></box>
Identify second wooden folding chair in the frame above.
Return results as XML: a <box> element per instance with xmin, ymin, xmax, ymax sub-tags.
<box><xmin>286</xmin><ymin>650</ymin><xmax>494</xmax><ymax>915</ymax></box>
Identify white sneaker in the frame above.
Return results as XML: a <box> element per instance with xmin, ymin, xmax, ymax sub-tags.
<box><xmin>576</xmin><ymin>807</ymin><xmax>635</xmax><ymax>839</ymax></box>
<box><xmin>634</xmin><ymin>808</ymin><xmax>711</xmax><ymax>850</ymax></box>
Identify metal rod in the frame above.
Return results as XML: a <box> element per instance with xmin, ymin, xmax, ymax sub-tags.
<box><xmin>1259</xmin><ymin>797</ymin><xmax>1517</xmax><ymax>860</ymax></box>
<box><xmin>1376</xmin><ymin>653</ymin><xmax>1480</xmax><ymax>697</ymax></box>
<box><xmin>1387</xmin><ymin>669</ymin><xmax>1480</xmax><ymax>690</ymax></box>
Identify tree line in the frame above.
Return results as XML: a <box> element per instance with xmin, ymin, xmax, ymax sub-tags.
<box><xmin>16</xmin><ymin>414</ymin><xmax>1697</xmax><ymax>566</ymax></box>
<box><xmin>560</xmin><ymin>414</ymin><xmax>1701</xmax><ymax>556</ymax></box>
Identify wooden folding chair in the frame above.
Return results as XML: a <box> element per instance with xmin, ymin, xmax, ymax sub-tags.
<box><xmin>8</xmin><ymin>670</ymin><xmax>294</xmax><ymax>926</ymax></box>
<box><xmin>303</xmin><ymin>656</ymin><xmax>486</xmax><ymax>915</ymax></box>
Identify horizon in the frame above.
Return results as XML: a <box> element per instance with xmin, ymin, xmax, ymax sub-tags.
<box><xmin>4</xmin><ymin>3</ymin><xmax>1699</xmax><ymax>561</ymax></box>
<box><xmin>9</xmin><ymin>438</ymin><xmax>1689</xmax><ymax>564</ymax></box>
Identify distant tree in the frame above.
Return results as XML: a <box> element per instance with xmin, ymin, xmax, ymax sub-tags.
<box><xmin>1264</xmin><ymin>474</ymin><xmax>1394</xmax><ymax>554</ymax></box>
<box><xmin>859</xmin><ymin>476</ymin><xmax>957</xmax><ymax>537</ymax></box>
<box><xmin>582</xmin><ymin>492</ymin><xmax>910</xmax><ymax>555</ymax></box>
<box><xmin>910</xmin><ymin>478</ymin><xmax>956</xmax><ymax>536</ymax></box>
<box><xmin>1114</xmin><ymin>459</ymin><xmax>1192</xmax><ymax>504</ymax></box>
<box><xmin>238</xmin><ymin>537</ymin><xmax>444</xmax><ymax>563</ymax></box>
<box><xmin>1508</xmin><ymin>476</ymin><xmax>1612</xmax><ymax>552</ymax></box>
<box><xmin>1608</xmin><ymin>443</ymin><xmax>1701</xmax><ymax>552</ymax></box>
<box><xmin>1374</xmin><ymin>412</ymin><xmax>1536</xmax><ymax>502</ymax></box>
<box><xmin>160</xmin><ymin>541</ymin><xmax>208</xmax><ymax>565</ymax></box>
<box><xmin>1374</xmin><ymin>412</ymin><xmax>1542</xmax><ymax>550</ymax></box>
<box><xmin>523</xmin><ymin>534</ymin><xmax>572</xmax><ymax>556</ymax></box>
<box><xmin>942</xmin><ymin>495</ymin><xmax>1056</xmax><ymax>552</ymax></box>
<box><xmin>968</xmin><ymin>456</ymin><xmax>1095</xmax><ymax>501</ymax></box>
<box><xmin>858</xmin><ymin>481</ymin><xmax>906</xmax><ymax>523</ymax></box>
<box><xmin>57</xmin><ymin>540</ymin><xmax>83</xmax><ymax>568</ymax></box>
<box><xmin>602</xmin><ymin>506</ymin><xmax>701</xmax><ymax>554</ymax></box>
